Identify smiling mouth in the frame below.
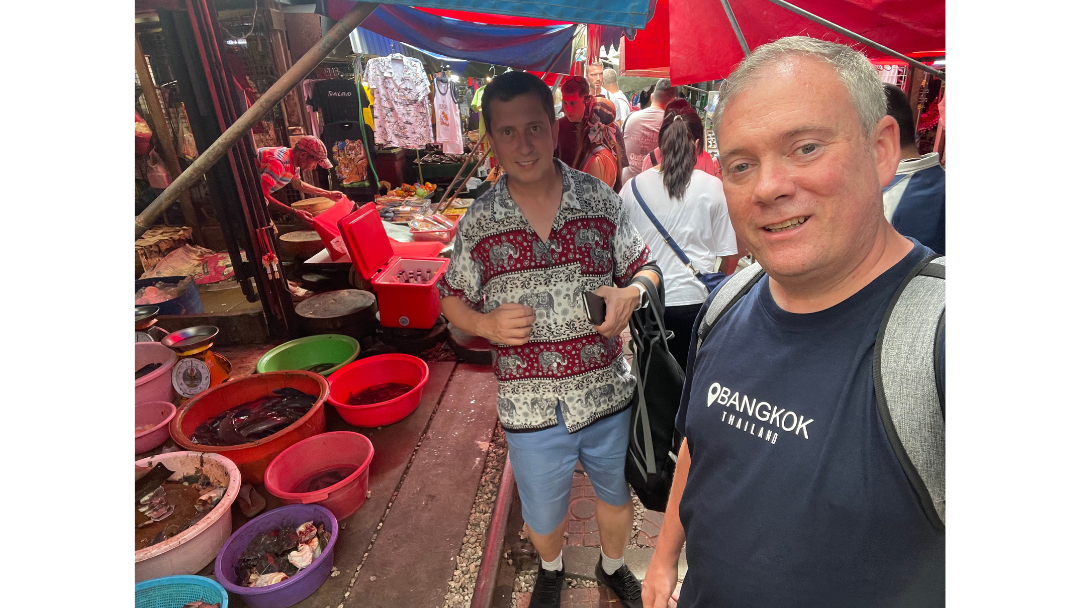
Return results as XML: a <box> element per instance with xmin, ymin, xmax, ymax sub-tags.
<box><xmin>516</xmin><ymin>159</ymin><xmax>538</xmax><ymax>167</ymax></box>
<box><xmin>764</xmin><ymin>217</ymin><xmax>808</xmax><ymax>232</ymax></box>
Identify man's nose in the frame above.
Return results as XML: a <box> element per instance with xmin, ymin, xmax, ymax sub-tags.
<box><xmin>752</xmin><ymin>157</ymin><xmax>796</xmax><ymax>205</ymax></box>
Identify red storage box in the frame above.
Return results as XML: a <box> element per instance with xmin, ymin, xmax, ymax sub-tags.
<box><xmin>312</xmin><ymin>197</ymin><xmax>356</xmax><ymax>261</ymax></box>
<box><xmin>338</xmin><ymin>203</ymin><xmax>449</xmax><ymax>329</ymax></box>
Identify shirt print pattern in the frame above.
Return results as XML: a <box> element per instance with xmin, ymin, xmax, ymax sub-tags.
<box><xmin>437</xmin><ymin>161</ymin><xmax>651</xmax><ymax>433</ymax></box>
<box><xmin>256</xmin><ymin>147</ymin><xmax>297</xmax><ymax>193</ymax></box>
<box><xmin>363</xmin><ymin>54</ymin><xmax>433</xmax><ymax>149</ymax></box>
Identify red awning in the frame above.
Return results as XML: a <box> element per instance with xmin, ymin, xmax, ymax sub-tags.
<box><xmin>623</xmin><ymin>0</ymin><xmax>944</xmax><ymax>85</ymax></box>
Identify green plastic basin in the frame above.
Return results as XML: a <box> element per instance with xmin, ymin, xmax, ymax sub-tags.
<box><xmin>256</xmin><ymin>334</ymin><xmax>361</xmax><ymax>377</ymax></box>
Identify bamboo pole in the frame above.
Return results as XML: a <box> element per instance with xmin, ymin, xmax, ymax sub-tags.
<box><xmin>136</xmin><ymin>33</ymin><xmax>203</xmax><ymax>243</ymax></box>
<box><xmin>135</xmin><ymin>1</ymin><xmax>381</xmax><ymax>239</ymax></box>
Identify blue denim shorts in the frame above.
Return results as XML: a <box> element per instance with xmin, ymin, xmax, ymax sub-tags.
<box><xmin>504</xmin><ymin>404</ymin><xmax>632</xmax><ymax>536</ymax></box>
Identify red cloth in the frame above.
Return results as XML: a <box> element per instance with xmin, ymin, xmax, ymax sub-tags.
<box><xmin>624</xmin><ymin>0</ymin><xmax>945</xmax><ymax>85</ymax></box>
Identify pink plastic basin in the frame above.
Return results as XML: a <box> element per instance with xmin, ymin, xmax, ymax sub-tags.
<box><xmin>135</xmin><ymin>451</ymin><xmax>242</xmax><ymax>582</ymax></box>
<box><xmin>263</xmin><ymin>431</ymin><xmax>375</xmax><ymax>521</ymax></box>
<box><xmin>326</xmin><ymin>355</ymin><xmax>429</xmax><ymax>427</ymax></box>
<box><xmin>135</xmin><ymin>401</ymin><xmax>176</xmax><ymax>454</ymax></box>
<box><xmin>136</xmin><ymin>342</ymin><xmax>178</xmax><ymax>405</ymax></box>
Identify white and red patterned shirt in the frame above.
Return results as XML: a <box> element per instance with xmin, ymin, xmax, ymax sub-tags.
<box><xmin>437</xmin><ymin>160</ymin><xmax>653</xmax><ymax>433</ymax></box>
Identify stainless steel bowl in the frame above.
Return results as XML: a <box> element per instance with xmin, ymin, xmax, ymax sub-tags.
<box><xmin>135</xmin><ymin>305</ymin><xmax>160</xmax><ymax>324</ymax></box>
<box><xmin>160</xmin><ymin>325</ymin><xmax>220</xmax><ymax>352</ymax></box>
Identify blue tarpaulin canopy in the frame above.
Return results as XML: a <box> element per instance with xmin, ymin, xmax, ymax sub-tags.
<box><xmin>321</xmin><ymin>2</ymin><xmax>581</xmax><ymax>73</ymax></box>
<box><xmin>325</xmin><ymin>0</ymin><xmax>654</xmax><ymax>30</ymax></box>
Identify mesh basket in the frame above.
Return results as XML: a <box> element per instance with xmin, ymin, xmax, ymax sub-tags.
<box><xmin>134</xmin><ymin>575</ymin><xmax>229</xmax><ymax>608</ymax></box>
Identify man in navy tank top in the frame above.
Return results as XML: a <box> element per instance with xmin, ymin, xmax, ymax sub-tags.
<box><xmin>640</xmin><ymin>37</ymin><xmax>945</xmax><ymax>608</ymax></box>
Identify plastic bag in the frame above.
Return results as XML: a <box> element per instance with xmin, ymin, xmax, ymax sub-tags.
<box><xmin>136</xmin><ymin>112</ymin><xmax>152</xmax><ymax>155</ymax></box>
<box><xmin>146</xmin><ymin>151</ymin><xmax>172</xmax><ymax>190</ymax></box>
<box><xmin>177</xmin><ymin>110</ymin><xmax>199</xmax><ymax>160</ymax></box>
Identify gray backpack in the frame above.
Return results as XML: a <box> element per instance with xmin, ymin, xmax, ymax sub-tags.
<box><xmin>695</xmin><ymin>254</ymin><xmax>946</xmax><ymax>530</ymax></box>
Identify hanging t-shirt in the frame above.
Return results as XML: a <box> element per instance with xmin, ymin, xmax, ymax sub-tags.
<box><xmin>674</xmin><ymin>241</ymin><xmax>945</xmax><ymax>607</ymax></box>
<box><xmin>308</xmin><ymin>79</ymin><xmax>363</xmax><ymax>125</ymax></box>
<box><xmin>322</xmin><ymin>120</ymin><xmax>378</xmax><ymax>202</ymax></box>
<box><xmin>433</xmin><ymin>78</ymin><xmax>464</xmax><ymax>154</ymax></box>
<box><xmin>363</xmin><ymin>54</ymin><xmax>433</xmax><ymax>149</ymax></box>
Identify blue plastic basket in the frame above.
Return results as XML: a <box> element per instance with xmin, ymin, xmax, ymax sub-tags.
<box><xmin>134</xmin><ymin>575</ymin><xmax>229</xmax><ymax>608</ymax></box>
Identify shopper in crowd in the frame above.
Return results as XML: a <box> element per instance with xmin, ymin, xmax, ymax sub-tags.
<box><xmin>587</xmin><ymin>60</ymin><xmax>606</xmax><ymax>97</ymax></box>
<box><xmin>602</xmin><ymin>68</ymin><xmax>631</xmax><ymax>128</ymax></box>
<box><xmin>554</xmin><ymin>76</ymin><xmax>592</xmax><ymax>168</ymax></box>
<box><xmin>256</xmin><ymin>135</ymin><xmax>343</xmax><ymax>228</ymax></box>
<box><xmin>639</xmin><ymin>99</ymin><xmax>720</xmax><ymax>178</ymax></box>
<box><xmin>573</xmin><ymin>97</ymin><xmax>628</xmax><ymax>192</ymax></box>
<box><xmin>639</xmin><ymin>84</ymin><xmax>654</xmax><ymax>109</ymax></box>
<box><xmin>882</xmin><ymin>83</ymin><xmax>945</xmax><ymax>254</ymax></box>
<box><xmin>641</xmin><ymin>36</ymin><xmax>944</xmax><ymax>608</ymax></box>
<box><xmin>439</xmin><ymin>70</ymin><xmax>661</xmax><ymax>608</ymax></box>
<box><xmin>622</xmin><ymin>79</ymin><xmax>677</xmax><ymax>183</ymax></box>
<box><xmin>619</xmin><ymin>103</ymin><xmax>739</xmax><ymax>369</ymax></box>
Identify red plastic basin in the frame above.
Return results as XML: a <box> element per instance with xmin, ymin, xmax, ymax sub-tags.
<box><xmin>169</xmin><ymin>371</ymin><xmax>329</xmax><ymax>484</ymax></box>
<box><xmin>326</xmin><ymin>355</ymin><xmax>429</xmax><ymax>427</ymax></box>
<box><xmin>263</xmin><ymin>431</ymin><xmax>375</xmax><ymax>521</ymax></box>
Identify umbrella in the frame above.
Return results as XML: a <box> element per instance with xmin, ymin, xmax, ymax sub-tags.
<box><xmin>623</xmin><ymin>0</ymin><xmax>945</xmax><ymax>84</ymax></box>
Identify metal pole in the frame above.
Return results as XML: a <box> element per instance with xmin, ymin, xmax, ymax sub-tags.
<box><xmin>136</xmin><ymin>33</ymin><xmax>203</xmax><ymax>243</ymax></box>
<box><xmin>719</xmin><ymin>0</ymin><xmax>751</xmax><ymax>57</ymax></box>
<box><xmin>762</xmin><ymin>0</ymin><xmax>945</xmax><ymax>81</ymax></box>
<box><xmin>470</xmin><ymin>458</ymin><xmax>515</xmax><ymax>608</ymax></box>
<box><xmin>135</xmin><ymin>1</ymin><xmax>382</xmax><ymax>239</ymax></box>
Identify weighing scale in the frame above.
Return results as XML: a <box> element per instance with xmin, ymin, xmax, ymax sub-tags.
<box><xmin>160</xmin><ymin>326</ymin><xmax>232</xmax><ymax>401</ymax></box>
<box><xmin>135</xmin><ymin>306</ymin><xmax>170</xmax><ymax>343</ymax></box>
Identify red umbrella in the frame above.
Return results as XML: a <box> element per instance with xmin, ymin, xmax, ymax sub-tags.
<box><xmin>623</xmin><ymin>0</ymin><xmax>944</xmax><ymax>84</ymax></box>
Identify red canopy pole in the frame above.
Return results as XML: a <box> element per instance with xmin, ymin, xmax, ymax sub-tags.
<box><xmin>762</xmin><ymin>0</ymin><xmax>946</xmax><ymax>80</ymax></box>
<box><xmin>719</xmin><ymin>0</ymin><xmax>751</xmax><ymax>57</ymax></box>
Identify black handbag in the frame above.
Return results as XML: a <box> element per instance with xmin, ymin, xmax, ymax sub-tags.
<box><xmin>625</xmin><ymin>278</ymin><xmax>685</xmax><ymax>512</ymax></box>
<box><xmin>631</xmin><ymin>178</ymin><xmax>726</xmax><ymax>292</ymax></box>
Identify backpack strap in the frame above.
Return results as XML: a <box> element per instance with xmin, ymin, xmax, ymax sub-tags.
<box><xmin>696</xmin><ymin>262</ymin><xmax>766</xmax><ymax>348</ymax></box>
<box><xmin>628</xmin><ymin>278</ymin><xmax>671</xmax><ymax>478</ymax></box>
<box><xmin>874</xmin><ymin>254</ymin><xmax>946</xmax><ymax>530</ymax></box>
<box><xmin>631</xmin><ymin>178</ymin><xmax>703</xmax><ymax>278</ymax></box>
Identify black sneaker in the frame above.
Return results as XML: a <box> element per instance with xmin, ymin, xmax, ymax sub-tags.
<box><xmin>528</xmin><ymin>566</ymin><xmax>565</xmax><ymax>607</ymax></box>
<box><xmin>595</xmin><ymin>561</ymin><xmax>643</xmax><ymax>608</ymax></box>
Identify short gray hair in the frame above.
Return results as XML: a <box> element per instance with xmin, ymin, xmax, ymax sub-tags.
<box><xmin>712</xmin><ymin>36</ymin><xmax>886</xmax><ymax>141</ymax></box>
<box><xmin>653</xmin><ymin>78</ymin><xmax>675</xmax><ymax>101</ymax></box>
<box><xmin>602</xmin><ymin>68</ymin><xmax>618</xmax><ymax>86</ymax></box>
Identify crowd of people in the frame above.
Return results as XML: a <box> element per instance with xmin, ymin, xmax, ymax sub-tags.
<box><xmin>434</xmin><ymin>36</ymin><xmax>947</xmax><ymax>608</ymax></box>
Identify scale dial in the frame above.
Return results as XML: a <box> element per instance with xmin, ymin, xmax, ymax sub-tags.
<box><xmin>173</xmin><ymin>358</ymin><xmax>211</xmax><ymax>398</ymax></box>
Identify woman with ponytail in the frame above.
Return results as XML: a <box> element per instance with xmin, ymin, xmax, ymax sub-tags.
<box><xmin>639</xmin><ymin>99</ymin><xmax>720</xmax><ymax>177</ymax></box>
<box><xmin>618</xmin><ymin>101</ymin><xmax>740</xmax><ymax>369</ymax></box>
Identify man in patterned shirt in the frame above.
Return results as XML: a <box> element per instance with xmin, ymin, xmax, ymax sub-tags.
<box><xmin>438</xmin><ymin>71</ymin><xmax>661</xmax><ymax>608</ymax></box>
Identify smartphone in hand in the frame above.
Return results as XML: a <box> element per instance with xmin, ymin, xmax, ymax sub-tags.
<box><xmin>582</xmin><ymin>291</ymin><xmax>607</xmax><ymax>325</ymax></box>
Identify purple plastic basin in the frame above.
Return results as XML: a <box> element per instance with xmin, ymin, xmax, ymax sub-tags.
<box><xmin>214</xmin><ymin>504</ymin><xmax>338</xmax><ymax>608</ymax></box>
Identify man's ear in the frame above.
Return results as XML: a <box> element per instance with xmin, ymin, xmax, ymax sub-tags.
<box><xmin>872</xmin><ymin>115</ymin><xmax>902</xmax><ymax>188</ymax></box>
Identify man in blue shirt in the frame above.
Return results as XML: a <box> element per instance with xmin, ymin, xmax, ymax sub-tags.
<box><xmin>640</xmin><ymin>37</ymin><xmax>945</xmax><ymax>607</ymax></box>
<box><xmin>882</xmin><ymin>83</ymin><xmax>946</xmax><ymax>254</ymax></box>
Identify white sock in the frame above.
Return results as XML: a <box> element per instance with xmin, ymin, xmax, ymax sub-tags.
<box><xmin>540</xmin><ymin>551</ymin><xmax>564</xmax><ymax>572</ymax></box>
<box><xmin>601</xmin><ymin>548</ymin><xmax>625</xmax><ymax>575</ymax></box>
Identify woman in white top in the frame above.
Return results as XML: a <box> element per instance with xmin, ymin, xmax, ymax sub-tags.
<box><xmin>618</xmin><ymin>102</ymin><xmax>740</xmax><ymax>369</ymax></box>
